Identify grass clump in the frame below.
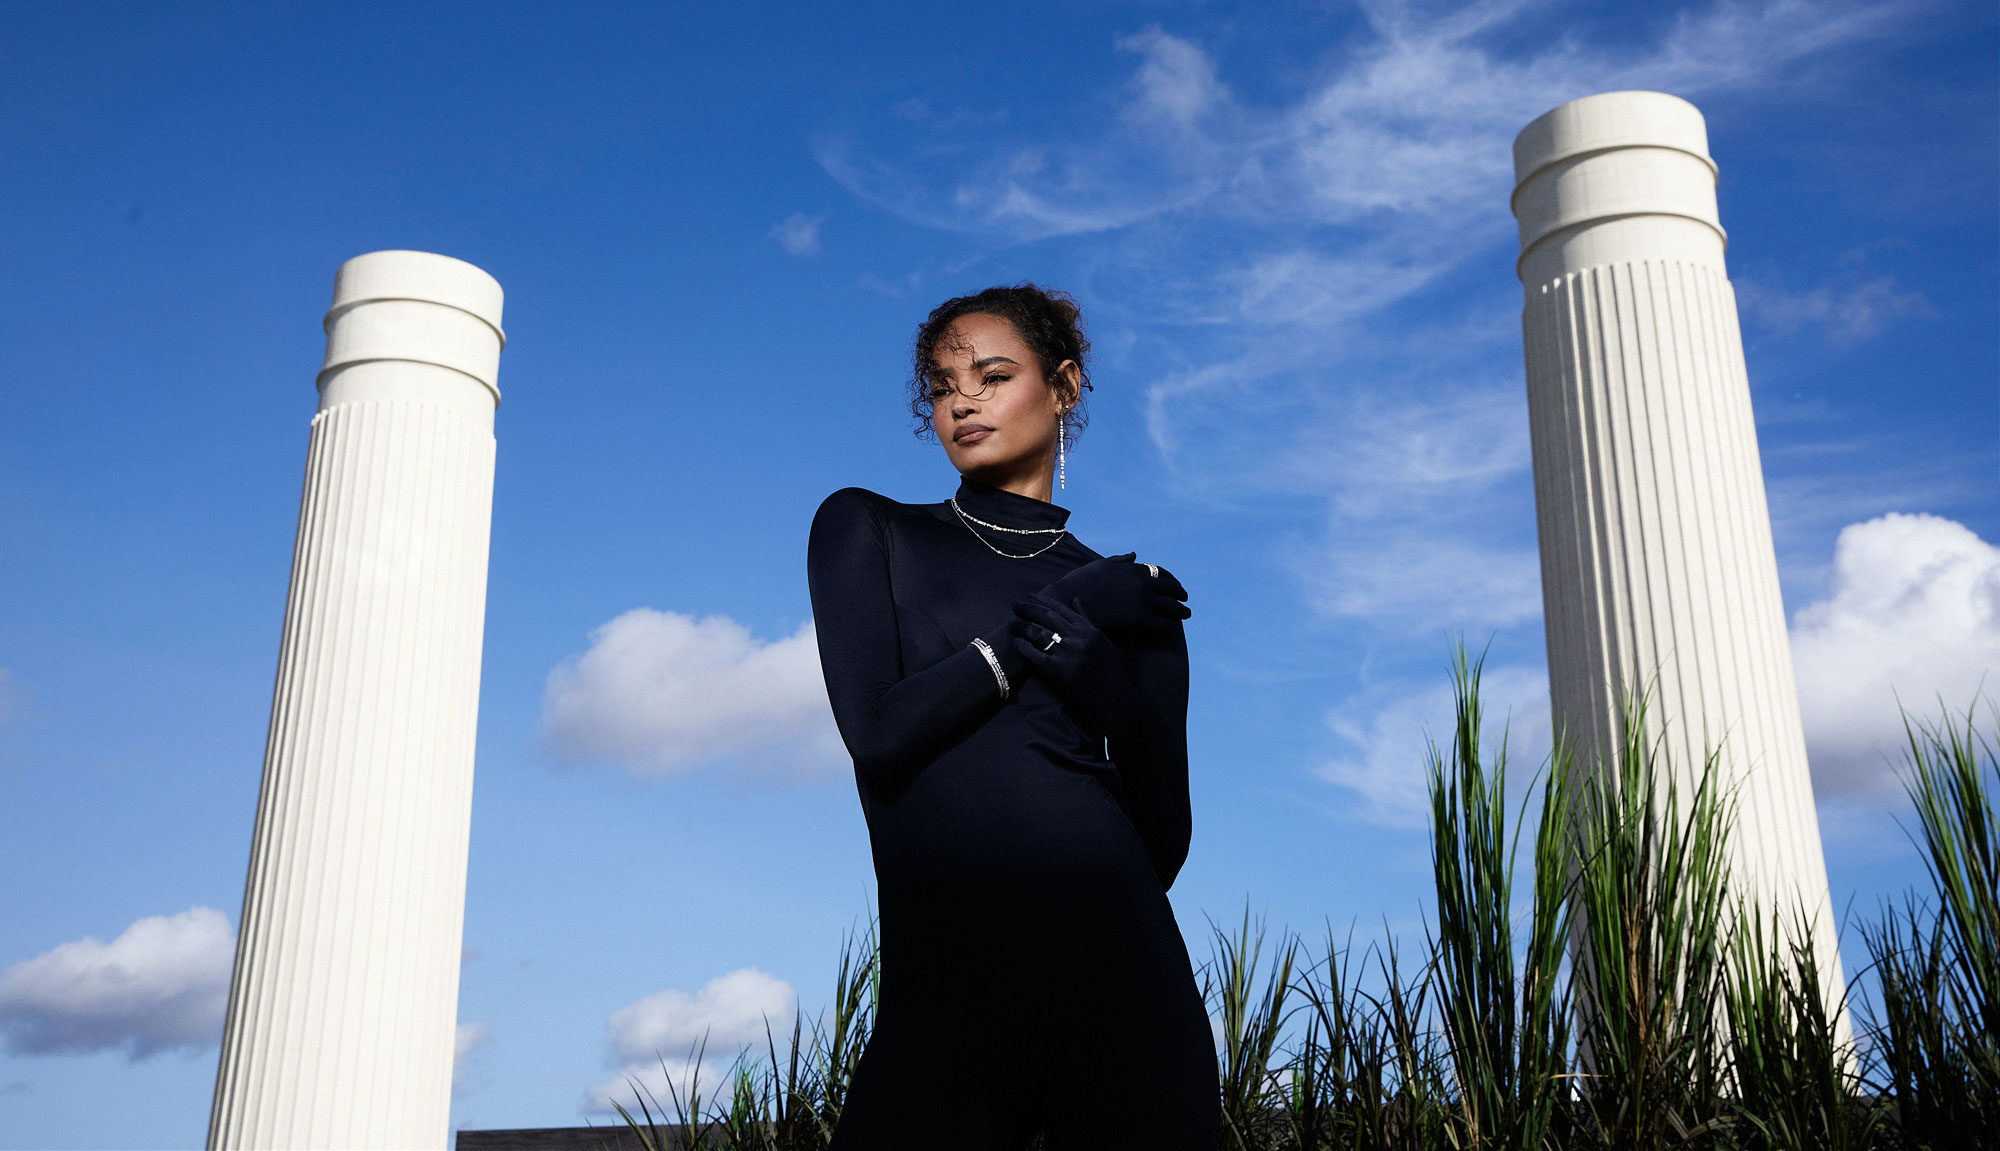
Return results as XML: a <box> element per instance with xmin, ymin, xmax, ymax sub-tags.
<box><xmin>1723</xmin><ymin>910</ymin><xmax>1882</xmax><ymax>1150</ymax></box>
<box><xmin>1211</xmin><ymin>911</ymin><xmax>1300</xmax><ymax>1150</ymax></box>
<box><xmin>1427</xmin><ymin>649</ymin><xmax>1573</xmax><ymax>1151</ymax></box>
<box><xmin>614</xmin><ymin>925</ymin><xmax>876</xmax><ymax>1151</ymax></box>
<box><xmin>1858</xmin><ymin>703</ymin><xmax>1999</xmax><ymax>1148</ymax></box>
<box><xmin>1564</xmin><ymin>695</ymin><xmax>1734</xmax><ymax>1148</ymax></box>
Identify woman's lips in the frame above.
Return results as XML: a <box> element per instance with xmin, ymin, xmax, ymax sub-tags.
<box><xmin>953</xmin><ymin>424</ymin><xmax>993</xmax><ymax>445</ymax></box>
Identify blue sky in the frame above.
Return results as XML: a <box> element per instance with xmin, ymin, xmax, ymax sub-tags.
<box><xmin>1</xmin><ymin>0</ymin><xmax>1994</xmax><ymax>1145</ymax></box>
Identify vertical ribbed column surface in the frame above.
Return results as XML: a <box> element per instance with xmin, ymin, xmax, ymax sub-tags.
<box><xmin>210</xmin><ymin>251</ymin><xmax>504</xmax><ymax>1150</ymax></box>
<box><xmin>1513</xmin><ymin>93</ymin><xmax>1843</xmax><ymax>1003</ymax></box>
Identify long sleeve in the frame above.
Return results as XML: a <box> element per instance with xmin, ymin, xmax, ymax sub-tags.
<box><xmin>807</xmin><ymin>488</ymin><xmax>1026</xmax><ymax>793</ymax></box>
<box><xmin>1106</xmin><ymin>623</ymin><xmax>1193</xmax><ymax>889</ymax></box>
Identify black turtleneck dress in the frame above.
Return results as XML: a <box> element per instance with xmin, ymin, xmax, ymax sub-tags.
<box><xmin>807</xmin><ymin>479</ymin><xmax>1217</xmax><ymax>1149</ymax></box>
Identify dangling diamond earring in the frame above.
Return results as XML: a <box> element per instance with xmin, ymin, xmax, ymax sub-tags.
<box><xmin>1058</xmin><ymin>416</ymin><xmax>1067</xmax><ymax>491</ymax></box>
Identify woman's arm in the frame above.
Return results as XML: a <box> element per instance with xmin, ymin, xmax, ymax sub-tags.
<box><xmin>1011</xmin><ymin>595</ymin><xmax>1194</xmax><ymax>889</ymax></box>
<box><xmin>1113</xmin><ymin>622</ymin><xmax>1193</xmax><ymax>889</ymax></box>
<box><xmin>807</xmin><ymin>489</ymin><xmax>1026</xmax><ymax>792</ymax></box>
<box><xmin>1029</xmin><ymin>559</ymin><xmax>1194</xmax><ymax>887</ymax></box>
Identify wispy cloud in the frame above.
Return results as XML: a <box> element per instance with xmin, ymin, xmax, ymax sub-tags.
<box><xmin>454</xmin><ymin>1021</ymin><xmax>492</xmax><ymax>1094</ymax></box>
<box><xmin>1316</xmin><ymin>664</ymin><xmax>1552</xmax><ymax>827</ymax></box>
<box><xmin>1120</xmin><ymin>25</ymin><xmax>1230</xmax><ymax>127</ymax></box>
<box><xmin>540</xmin><ymin>610</ymin><xmax>844</xmax><ymax>783</ymax></box>
<box><xmin>1273</xmin><ymin>383</ymin><xmax>1541</xmax><ymax>630</ymax></box>
<box><xmin>770</xmin><ymin>212</ymin><xmax>824</xmax><ymax>256</ymax></box>
<box><xmin>1302</xmin><ymin>534</ymin><xmax>1543</xmax><ymax>631</ymax></box>
<box><xmin>819</xmin><ymin>0</ymin><xmax>1911</xmax><ymax>249</ymax></box>
<box><xmin>0</xmin><ymin>908</ymin><xmax>234</xmax><ymax>1060</ymax></box>
<box><xmin>817</xmin><ymin>1</ymin><xmax>1914</xmax><ymax>648</ymax></box>
<box><xmin>818</xmin><ymin>0</ymin><xmax>1916</xmax><ymax>367</ymax></box>
<box><xmin>1738</xmin><ymin>274</ymin><xmax>1930</xmax><ymax>344</ymax></box>
<box><xmin>815</xmin><ymin>27</ymin><xmax>1237</xmax><ymax>242</ymax></box>
<box><xmin>1138</xmin><ymin>0</ymin><xmax>1916</xmax><ymax>440</ymax></box>
<box><xmin>1276</xmin><ymin>384</ymin><xmax>1531</xmax><ymax>515</ymax></box>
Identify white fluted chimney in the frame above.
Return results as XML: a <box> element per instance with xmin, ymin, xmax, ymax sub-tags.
<box><xmin>1512</xmin><ymin>92</ymin><xmax>1844</xmax><ymax>1010</ymax></box>
<box><xmin>210</xmin><ymin>250</ymin><xmax>503</xmax><ymax>1149</ymax></box>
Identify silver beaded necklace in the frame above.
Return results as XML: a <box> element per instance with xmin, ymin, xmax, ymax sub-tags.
<box><xmin>950</xmin><ymin>496</ymin><xmax>1069</xmax><ymax>559</ymax></box>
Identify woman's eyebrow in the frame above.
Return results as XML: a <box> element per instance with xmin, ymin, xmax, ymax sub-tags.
<box><xmin>970</xmin><ymin>355</ymin><xmax>1019</xmax><ymax>369</ymax></box>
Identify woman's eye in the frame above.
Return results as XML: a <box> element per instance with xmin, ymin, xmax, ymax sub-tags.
<box><xmin>929</xmin><ymin>387</ymin><xmax>951</xmax><ymax>400</ymax></box>
<box><xmin>984</xmin><ymin>374</ymin><xmax>1009</xmax><ymax>387</ymax></box>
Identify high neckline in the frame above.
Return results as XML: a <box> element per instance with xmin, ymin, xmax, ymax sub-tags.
<box><xmin>952</xmin><ymin>477</ymin><xmax>1071</xmax><ymax>531</ymax></box>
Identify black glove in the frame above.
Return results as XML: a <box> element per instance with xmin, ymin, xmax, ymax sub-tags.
<box><xmin>1008</xmin><ymin>593</ymin><xmax>1147</xmax><ymax>730</ymax></box>
<box><xmin>1039</xmin><ymin>553</ymin><xmax>1190</xmax><ymax>635</ymax></box>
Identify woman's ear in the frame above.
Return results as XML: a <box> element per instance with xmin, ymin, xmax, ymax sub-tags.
<box><xmin>1055</xmin><ymin>360</ymin><xmax>1081</xmax><ymax>411</ymax></box>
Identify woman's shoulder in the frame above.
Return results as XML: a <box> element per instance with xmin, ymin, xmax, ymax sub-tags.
<box><xmin>814</xmin><ymin>486</ymin><xmax>901</xmax><ymax>523</ymax></box>
<box><xmin>812</xmin><ymin>486</ymin><xmax>936</xmax><ymax>540</ymax></box>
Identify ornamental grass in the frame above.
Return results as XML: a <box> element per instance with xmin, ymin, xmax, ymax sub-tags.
<box><xmin>616</xmin><ymin>661</ymin><xmax>1997</xmax><ymax>1151</ymax></box>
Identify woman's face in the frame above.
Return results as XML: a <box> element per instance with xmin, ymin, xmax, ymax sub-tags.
<box><xmin>929</xmin><ymin>312</ymin><xmax>1076</xmax><ymax>497</ymax></box>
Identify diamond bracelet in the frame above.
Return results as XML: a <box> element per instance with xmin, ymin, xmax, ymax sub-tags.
<box><xmin>968</xmin><ymin>637</ymin><xmax>1011</xmax><ymax>699</ymax></box>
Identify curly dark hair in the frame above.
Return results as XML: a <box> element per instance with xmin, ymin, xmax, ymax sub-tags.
<box><xmin>908</xmin><ymin>283</ymin><xmax>1093</xmax><ymax>442</ymax></box>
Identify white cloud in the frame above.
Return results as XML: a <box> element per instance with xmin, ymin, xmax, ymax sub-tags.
<box><xmin>1182</xmin><ymin>0</ymin><xmax>1911</xmax><ymax>364</ymax></box>
<box><xmin>1742</xmin><ymin>275</ymin><xmax>1930</xmax><ymax>344</ymax></box>
<box><xmin>1304</xmin><ymin>534</ymin><xmax>1544</xmax><ymax>631</ymax></box>
<box><xmin>770</xmin><ymin>212</ymin><xmax>823</xmax><ymax>256</ymax></box>
<box><xmin>0</xmin><ymin>907</ymin><xmax>234</xmax><ymax>1059</ymax></box>
<box><xmin>1256</xmin><ymin>383</ymin><xmax>1531</xmax><ymax>518</ymax></box>
<box><xmin>1639</xmin><ymin>0</ymin><xmax>1916</xmax><ymax>91</ymax></box>
<box><xmin>585</xmin><ymin>968</ymin><xmax>797</xmax><ymax>1113</ymax></box>
<box><xmin>1120</xmin><ymin>27</ymin><xmax>1229</xmax><ymax>126</ymax></box>
<box><xmin>1221</xmin><ymin>251</ymin><xmax>1447</xmax><ymax>331</ymax></box>
<box><xmin>1317</xmin><ymin>665</ymin><xmax>1551</xmax><ymax>827</ymax></box>
<box><xmin>453</xmin><ymin>1021</ymin><xmax>492</xmax><ymax>1093</ymax></box>
<box><xmin>1278</xmin><ymin>5</ymin><xmax>1553</xmax><ymax>227</ymax></box>
<box><xmin>1791</xmin><ymin>513</ymin><xmax>2000</xmax><ymax>797</ymax></box>
<box><xmin>1345</xmin><ymin>389</ymin><xmax>1528</xmax><ymax>506</ymax></box>
<box><xmin>606</xmin><ymin>968</ymin><xmax>795</xmax><ymax>1062</ymax></box>
<box><xmin>540</xmin><ymin>610</ymin><xmax>845</xmax><ymax>782</ymax></box>
<box><xmin>1274</xmin><ymin>0</ymin><xmax>1909</xmax><ymax>229</ymax></box>
<box><xmin>1270</xmin><ymin>383</ymin><xmax>1541</xmax><ymax>630</ymax></box>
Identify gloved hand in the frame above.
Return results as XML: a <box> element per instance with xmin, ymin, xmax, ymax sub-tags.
<box><xmin>1009</xmin><ymin>593</ymin><xmax>1147</xmax><ymax>730</ymax></box>
<box><xmin>1039</xmin><ymin>553</ymin><xmax>1190</xmax><ymax>635</ymax></box>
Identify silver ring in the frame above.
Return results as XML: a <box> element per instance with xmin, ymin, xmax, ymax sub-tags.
<box><xmin>1042</xmin><ymin>632</ymin><xmax>1063</xmax><ymax>652</ymax></box>
<box><xmin>1144</xmin><ymin>563</ymin><xmax>1160</xmax><ymax>578</ymax></box>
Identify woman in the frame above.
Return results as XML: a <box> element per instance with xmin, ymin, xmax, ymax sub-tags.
<box><xmin>807</xmin><ymin>285</ymin><xmax>1218</xmax><ymax>1148</ymax></box>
